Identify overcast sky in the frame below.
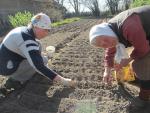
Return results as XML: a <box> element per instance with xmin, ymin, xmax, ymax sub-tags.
<box><xmin>63</xmin><ymin>0</ymin><xmax>106</xmax><ymax>12</ymax></box>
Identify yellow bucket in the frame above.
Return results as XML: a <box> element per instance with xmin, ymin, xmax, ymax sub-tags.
<box><xmin>113</xmin><ymin>64</ymin><xmax>135</xmax><ymax>83</ymax></box>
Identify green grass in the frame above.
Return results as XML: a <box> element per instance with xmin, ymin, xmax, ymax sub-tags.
<box><xmin>74</xmin><ymin>100</ymin><xmax>97</xmax><ymax>113</ymax></box>
<box><xmin>52</xmin><ymin>17</ymin><xmax>80</xmax><ymax>27</ymax></box>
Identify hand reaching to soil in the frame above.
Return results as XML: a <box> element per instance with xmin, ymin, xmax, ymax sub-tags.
<box><xmin>103</xmin><ymin>72</ymin><xmax>113</xmax><ymax>85</ymax></box>
<box><xmin>61</xmin><ymin>78</ymin><xmax>77</xmax><ymax>87</ymax></box>
<box><xmin>103</xmin><ymin>67</ymin><xmax>113</xmax><ymax>85</ymax></box>
<box><xmin>54</xmin><ymin>75</ymin><xmax>76</xmax><ymax>87</ymax></box>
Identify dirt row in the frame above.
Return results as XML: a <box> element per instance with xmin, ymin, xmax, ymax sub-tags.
<box><xmin>0</xmin><ymin>19</ymin><xmax>149</xmax><ymax>113</ymax></box>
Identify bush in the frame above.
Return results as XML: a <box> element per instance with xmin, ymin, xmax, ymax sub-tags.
<box><xmin>8</xmin><ymin>11</ymin><xmax>34</xmax><ymax>28</ymax></box>
<box><xmin>130</xmin><ymin>0</ymin><xmax>150</xmax><ymax>8</ymax></box>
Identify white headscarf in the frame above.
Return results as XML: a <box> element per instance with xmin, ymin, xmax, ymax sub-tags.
<box><xmin>89</xmin><ymin>23</ymin><xmax>129</xmax><ymax>62</ymax></box>
<box><xmin>89</xmin><ymin>23</ymin><xmax>118</xmax><ymax>45</ymax></box>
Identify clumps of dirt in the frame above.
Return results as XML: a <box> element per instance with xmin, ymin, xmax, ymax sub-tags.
<box><xmin>0</xmin><ymin>19</ymin><xmax>149</xmax><ymax>113</ymax></box>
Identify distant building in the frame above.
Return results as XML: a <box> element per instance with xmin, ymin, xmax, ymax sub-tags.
<box><xmin>1</xmin><ymin>0</ymin><xmax>41</xmax><ymax>21</ymax></box>
<box><xmin>0</xmin><ymin>0</ymin><xmax>66</xmax><ymax>36</ymax></box>
<box><xmin>0</xmin><ymin>0</ymin><xmax>66</xmax><ymax>22</ymax></box>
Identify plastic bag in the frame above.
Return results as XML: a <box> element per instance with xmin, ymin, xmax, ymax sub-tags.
<box><xmin>114</xmin><ymin>43</ymin><xmax>129</xmax><ymax>64</ymax></box>
<box><xmin>113</xmin><ymin>43</ymin><xmax>135</xmax><ymax>83</ymax></box>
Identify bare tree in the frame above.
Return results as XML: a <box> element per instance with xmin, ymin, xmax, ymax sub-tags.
<box><xmin>106</xmin><ymin>0</ymin><xmax>120</xmax><ymax>14</ymax></box>
<box><xmin>55</xmin><ymin>0</ymin><xmax>65</xmax><ymax>6</ymax></box>
<box><xmin>68</xmin><ymin>0</ymin><xmax>80</xmax><ymax>15</ymax></box>
<box><xmin>122</xmin><ymin>0</ymin><xmax>131</xmax><ymax>9</ymax></box>
<box><xmin>82</xmin><ymin>0</ymin><xmax>100</xmax><ymax>17</ymax></box>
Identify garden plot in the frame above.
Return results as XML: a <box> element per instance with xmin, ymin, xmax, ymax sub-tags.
<box><xmin>0</xmin><ymin>19</ymin><xmax>149</xmax><ymax>113</ymax></box>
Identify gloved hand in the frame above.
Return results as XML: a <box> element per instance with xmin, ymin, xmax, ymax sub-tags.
<box><xmin>54</xmin><ymin>75</ymin><xmax>76</xmax><ymax>87</ymax></box>
<box><xmin>60</xmin><ymin>77</ymin><xmax>76</xmax><ymax>87</ymax></box>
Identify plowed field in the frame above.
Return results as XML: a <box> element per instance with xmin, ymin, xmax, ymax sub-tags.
<box><xmin>0</xmin><ymin>19</ymin><xmax>149</xmax><ymax>113</ymax></box>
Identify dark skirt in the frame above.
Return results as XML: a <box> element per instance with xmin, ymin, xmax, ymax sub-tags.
<box><xmin>132</xmin><ymin>52</ymin><xmax>150</xmax><ymax>80</ymax></box>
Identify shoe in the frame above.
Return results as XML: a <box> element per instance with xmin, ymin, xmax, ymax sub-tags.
<box><xmin>128</xmin><ymin>77</ymin><xmax>140</xmax><ymax>87</ymax></box>
<box><xmin>0</xmin><ymin>78</ymin><xmax>26</xmax><ymax>98</ymax></box>
<box><xmin>4</xmin><ymin>78</ymin><xmax>26</xmax><ymax>90</ymax></box>
<box><xmin>128</xmin><ymin>97</ymin><xmax>149</xmax><ymax>111</ymax></box>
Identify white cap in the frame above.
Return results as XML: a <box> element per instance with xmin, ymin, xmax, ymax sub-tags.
<box><xmin>31</xmin><ymin>13</ymin><xmax>51</xmax><ymax>29</ymax></box>
<box><xmin>89</xmin><ymin>23</ymin><xmax>118</xmax><ymax>45</ymax></box>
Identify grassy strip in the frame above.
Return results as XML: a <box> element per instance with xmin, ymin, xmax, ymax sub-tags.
<box><xmin>52</xmin><ymin>17</ymin><xmax>80</xmax><ymax>27</ymax></box>
<box><xmin>74</xmin><ymin>99</ymin><xmax>97</xmax><ymax>113</ymax></box>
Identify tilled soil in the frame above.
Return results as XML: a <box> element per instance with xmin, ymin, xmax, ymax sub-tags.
<box><xmin>0</xmin><ymin>19</ymin><xmax>150</xmax><ymax>113</ymax></box>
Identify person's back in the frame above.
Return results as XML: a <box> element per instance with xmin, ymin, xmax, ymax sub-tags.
<box><xmin>108</xmin><ymin>5</ymin><xmax>150</xmax><ymax>47</ymax></box>
<box><xmin>2</xmin><ymin>27</ymin><xmax>28</xmax><ymax>55</ymax></box>
<box><xmin>0</xmin><ymin>27</ymin><xmax>27</xmax><ymax>75</ymax></box>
